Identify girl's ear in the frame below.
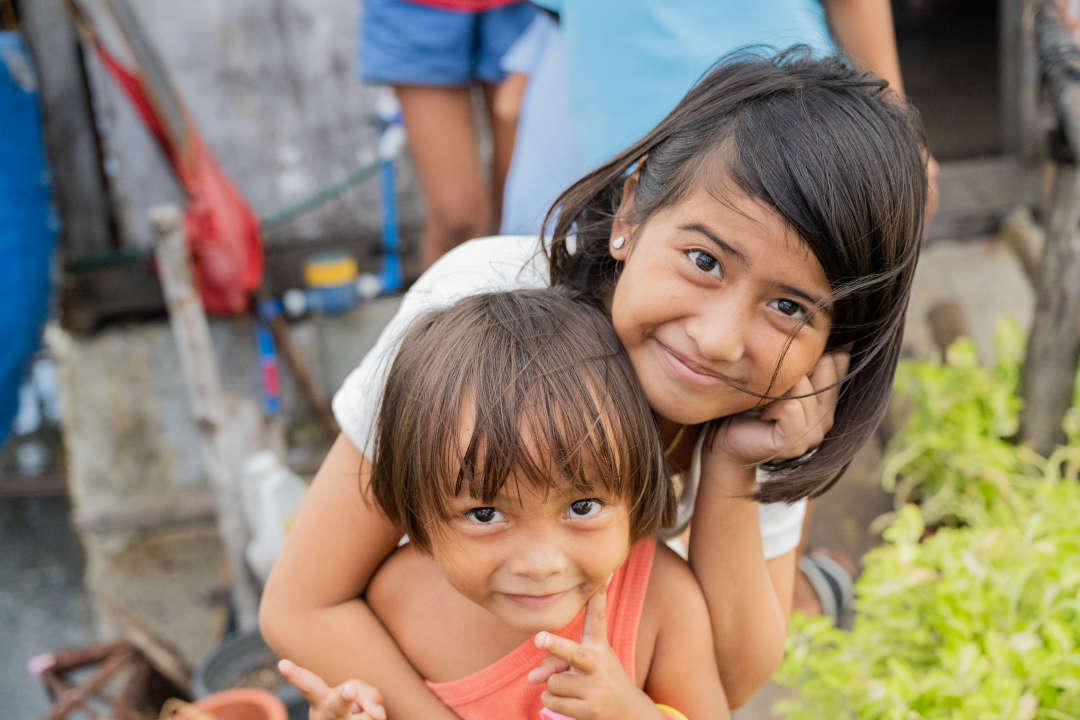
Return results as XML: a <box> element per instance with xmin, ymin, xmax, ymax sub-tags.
<box><xmin>609</xmin><ymin>173</ymin><xmax>639</xmax><ymax>261</ymax></box>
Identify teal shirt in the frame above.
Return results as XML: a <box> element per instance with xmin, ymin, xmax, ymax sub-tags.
<box><xmin>539</xmin><ymin>0</ymin><xmax>835</xmax><ymax>166</ymax></box>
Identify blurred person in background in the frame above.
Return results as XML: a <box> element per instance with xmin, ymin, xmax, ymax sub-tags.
<box><xmin>360</xmin><ymin>0</ymin><xmax>537</xmax><ymax>268</ymax></box>
<box><xmin>502</xmin><ymin>0</ymin><xmax>936</xmax><ymax>237</ymax></box>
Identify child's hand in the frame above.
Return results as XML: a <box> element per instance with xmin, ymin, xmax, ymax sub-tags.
<box><xmin>712</xmin><ymin>350</ymin><xmax>849</xmax><ymax>467</ymax></box>
<box><xmin>528</xmin><ymin>586</ymin><xmax>664</xmax><ymax>720</ymax></box>
<box><xmin>278</xmin><ymin>659</ymin><xmax>387</xmax><ymax>720</ymax></box>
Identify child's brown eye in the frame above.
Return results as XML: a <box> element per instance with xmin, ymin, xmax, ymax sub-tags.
<box><xmin>465</xmin><ymin>507</ymin><xmax>503</xmax><ymax>523</ymax></box>
<box><xmin>567</xmin><ymin>499</ymin><xmax>603</xmax><ymax>518</ymax></box>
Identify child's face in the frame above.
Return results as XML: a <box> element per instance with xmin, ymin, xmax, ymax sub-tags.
<box><xmin>609</xmin><ymin>185</ymin><xmax>832</xmax><ymax>426</ymax></box>
<box><xmin>428</xmin><ymin>478</ymin><xmax>632</xmax><ymax>635</ymax></box>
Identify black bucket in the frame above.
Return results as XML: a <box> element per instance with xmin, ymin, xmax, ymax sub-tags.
<box><xmin>193</xmin><ymin>629</ymin><xmax>305</xmax><ymax>720</ymax></box>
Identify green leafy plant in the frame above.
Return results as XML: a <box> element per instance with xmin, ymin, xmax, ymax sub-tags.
<box><xmin>776</xmin><ymin>321</ymin><xmax>1080</xmax><ymax>718</ymax></box>
<box><xmin>777</xmin><ymin>495</ymin><xmax>1080</xmax><ymax>719</ymax></box>
<box><xmin>880</xmin><ymin>319</ymin><xmax>1080</xmax><ymax>527</ymax></box>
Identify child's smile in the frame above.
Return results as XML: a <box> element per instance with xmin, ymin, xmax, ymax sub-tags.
<box><xmin>430</xmin><ymin>480</ymin><xmax>633</xmax><ymax>635</ymax></box>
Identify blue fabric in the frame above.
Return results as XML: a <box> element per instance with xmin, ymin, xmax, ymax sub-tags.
<box><xmin>500</xmin><ymin>0</ymin><xmax>836</xmax><ymax>234</ymax></box>
<box><xmin>360</xmin><ymin>0</ymin><xmax>538</xmax><ymax>85</ymax></box>
<box><xmin>0</xmin><ymin>31</ymin><xmax>57</xmax><ymax>447</ymax></box>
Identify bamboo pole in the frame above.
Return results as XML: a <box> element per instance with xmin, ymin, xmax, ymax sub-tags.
<box><xmin>151</xmin><ymin>204</ymin><xmax>259</xmax><ymax>630</ymax></box>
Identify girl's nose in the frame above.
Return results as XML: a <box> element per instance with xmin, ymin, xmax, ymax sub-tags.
<box><xmin>506</xmin><ymin>538</ymin><xmax>569</xmax><ymax>580</ymax></box>
<box><xmin>688</xmin><ymin>294</ymin><xmax>750</xmax><ymax>364</ymax></box>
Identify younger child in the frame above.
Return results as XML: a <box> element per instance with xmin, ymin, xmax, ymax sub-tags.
<box><xmin>287</xmin><ymin>288</ymin><xmax>729</xmax><ymax>719</ymax></box>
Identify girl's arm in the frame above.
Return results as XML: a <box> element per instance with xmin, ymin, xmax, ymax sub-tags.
<box><xmin>259</xmin><ymin>434</ymin><xmax>462</xmax><ymax>720</ymax></box>
<box><xmin>686</xmin><ymin>461</ymin><xmax>789</xmax><ymax>709</ymax></box>
<box><xmin>687</xmin><ymin>353</ymin><xmax>847</xmax><ymax>707</ymax></box>
<box><xmin>824</xmin><ymin>0</ymin><xmax>904</xmax><ymax>93</ymax></box>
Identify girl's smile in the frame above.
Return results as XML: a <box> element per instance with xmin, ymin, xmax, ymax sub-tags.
<box><xmin>609</xmin><ymin>185</ymin><xmax>833</xmax><ymax>427</ymax></box>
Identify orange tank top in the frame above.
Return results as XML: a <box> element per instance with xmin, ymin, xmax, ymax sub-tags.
<box><xmin>426</xmin><ymin>538</ymin><xmax>656</xmax><ymax>720</ymax></box>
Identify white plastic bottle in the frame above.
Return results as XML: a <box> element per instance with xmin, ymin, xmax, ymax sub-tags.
<box><xmin>241</xmin><ymin>450</ymin><xmax>308</xmax><ymax>584</ymax></box>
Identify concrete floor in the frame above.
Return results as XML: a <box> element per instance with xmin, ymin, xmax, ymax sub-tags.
<box><xmin>0</xmin><ymin>495</ymin><xmax>95</xmax><ymax>718</ymax></box>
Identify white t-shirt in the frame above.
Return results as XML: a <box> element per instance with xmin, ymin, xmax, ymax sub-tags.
<box><xmin>332</xmin><ymin>235</ymin><xmax>806</xmax><ymax>559</ymax></box>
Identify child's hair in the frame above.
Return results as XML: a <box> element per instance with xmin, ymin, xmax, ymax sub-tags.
<box><xmin>370</xmin><ymin>288</ymin><xmax>676</xmax><ymax>552</ymax></box>
<box><xmin>543</xmin><ymin>46</ymin><xmax>928</xmax><ymax>504</ymax></box>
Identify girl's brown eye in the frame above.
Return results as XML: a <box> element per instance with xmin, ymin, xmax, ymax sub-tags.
<box><xmin>687</xmin><ymin>249</ymin><xmax>722</xmax><ymax>277</ymax></box>
<box><xmin>771</xmin><ymin>298</ymin><xmax>808</xmax><ymax>319</ymax></box>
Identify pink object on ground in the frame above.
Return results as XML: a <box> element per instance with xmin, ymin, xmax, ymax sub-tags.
<box><xmin>26</xmin><ymin>652</ymin><xmax>56</xmax><ymax>676</ymax></box>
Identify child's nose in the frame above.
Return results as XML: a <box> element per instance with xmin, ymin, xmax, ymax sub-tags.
<box><xmin>506</xmin><ymin>539</ymin><xmax>569</xmax><ymax>581</ymax></box>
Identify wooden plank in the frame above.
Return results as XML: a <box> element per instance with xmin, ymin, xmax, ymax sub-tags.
<box><xmin>59</xmin><ymin>228</ymin><xmax>405</xmax><ymax>333</ymax></box>
<box><xmin>926</xmin><ymin>155</ymin><xmax>1042</xmax><ymax>243</ymax></box>
<box><xmin>74</xmin><ymin>492</ymin><xmax>216</xmax><ymax>534</ymax></box>
<box><xmin>19</xmin><ymin>0</ymin><xmax>114</xmax><ymax>259</ymax></box>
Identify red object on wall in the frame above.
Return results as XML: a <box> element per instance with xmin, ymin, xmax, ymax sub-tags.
<box><xmin>93</xmin><ymin>39</ymin><xmax>262</xmax><ymax>315</ymax></box>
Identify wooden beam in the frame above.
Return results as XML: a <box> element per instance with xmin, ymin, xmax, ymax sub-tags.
<box><xmin>151</xmin><ymin>204</ymin><xmax>260</xmax><ymax>631</ymax></box>
<box><xmin>19</xmin><ymin>0</ymin><xmax>114</xmax><ymax>259</ymax></box>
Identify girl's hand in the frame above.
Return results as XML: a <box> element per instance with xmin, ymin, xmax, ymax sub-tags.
<box><xmin>713</xmin><ymin>351</ymin><xmax>850</xmax><ymax>467</ymax></box>
<box><xmin>279</xmin><ymin>659</ymin><xmax>388</xmax><ymax>720</ymax></box>
<box><xmin>529</xmin><ymin>586</ymin><xmax>664</xmax><ymax>720</ymax></box>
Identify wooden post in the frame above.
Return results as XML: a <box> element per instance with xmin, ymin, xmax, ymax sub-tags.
<box><xmin>1020</xmin><ymin>1</ymin><xmax>1080</xmax><ymax>455</ymax></box>
<box><xmin>150</xmin><ymin>204</ymin><xmax>259</xmax><ymax>631</ymax></box>
<box><xmin>1019</xmin><ymin>166</ymin><xmax>1080</xmax><ymax>454</ymax></box>
<box><xmin>19</xmin><ymin>0</ymin><xmax>114</xmax><ymax>259</ymax></box>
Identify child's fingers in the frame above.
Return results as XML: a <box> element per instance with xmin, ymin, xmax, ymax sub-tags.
<box><xmin>581</xmin><ymin>581</ymin><xmax>609</xmax><ymax>647</ymax></box>
<box><xmin>544</xmin><ymin>668</ymin><xmax>589</xmax><ymax>699</ymax></box>
<box><xmin>534</xmin><ymin>632</ymin><xmax>597</xmax><ymax>674</ymax></box>
<box><xmin>527</xmin><ymin>655</ymin><xmax>571</xmax><ymax>684</ymax></box>
<box><xmin>321</xmin><ymin>681</ymin><xmax>363</xmax><ymax>720</ymax></box>
<box><xmin>541</xmin><ymin>690</ymin><xmax>589</xmax><ymax>719</ymax></box>
<box><xmin>277</xmin><ymin>659</ymin><xmax>331</xmax><ymax>707</ymax></box>
<box><xmin>350</xmin><ymin>683</ymin><xmax>386</xmax><ymax>720</ymax></box>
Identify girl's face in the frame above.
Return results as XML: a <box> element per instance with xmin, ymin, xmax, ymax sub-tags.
<box><xmin>429</xmin><ymin>478</ymin><xmax>632</xmax><ymax>635</ymax></box>
<box><xmin>609</xmin><ymin>185</ymin><xmax>832</xmax><ymax>426</ymax></box>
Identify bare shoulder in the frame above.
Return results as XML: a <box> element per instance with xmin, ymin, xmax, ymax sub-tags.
<box><xmin>640</xmin><ymin>543</ymin><xmax>729</xmax><ymax>717</ymax></box>
<box><xmin>634</xmin><ymin>544</ymin><xmax>704</xmax><ymax>684</ymax></box>
<box><xmin>366</xmin><ymin>543</ymin><xmax>440</xmax><ymax>626</ymax></box>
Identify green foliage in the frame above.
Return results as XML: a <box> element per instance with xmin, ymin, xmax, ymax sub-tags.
<box><xmin>777</xmin><ymin>496</ymin><xmax>1080</xmax><ymax>720</ymax></box>
<box><xmin>880</xmin><ymin>319</ymin><xmax>1080</xmax><ymax>527</ymax></box>
<box><xmin>776</xmin><ymin>321</ymin><xmax>1080</xmax><ymax>718</ymax></box>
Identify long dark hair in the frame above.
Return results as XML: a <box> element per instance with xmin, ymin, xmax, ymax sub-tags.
<box><xmin>544</xmin><ymin>47</ymin><xmax>928</xmax><ymax>503</ymax></box>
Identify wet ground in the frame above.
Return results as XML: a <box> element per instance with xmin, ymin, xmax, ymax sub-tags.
<box><xmin>0</xmin><ymin>495</ymin><xmax>95</xmax><ymax>718</ymax></box>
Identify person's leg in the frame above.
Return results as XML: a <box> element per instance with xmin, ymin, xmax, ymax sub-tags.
<box><xmin>394</xmin><ymin>85</ymin><xmax>490</xmax><ymax>269</ymax></box>
<box><xmin>481</xmin><ymin>82</ymin><xmax>518</xmax><ymax>230</ymax></box>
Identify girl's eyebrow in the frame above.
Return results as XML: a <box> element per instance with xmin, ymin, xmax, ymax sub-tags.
<box><xmin>680</xmin><ymin>222</ymin><xmax>748</xmax><ymax>265</ymax></box>
<box><xmin>681</xmin><ymin>222</ymin><xmax>832</xmax><ymax>314</ymax></box>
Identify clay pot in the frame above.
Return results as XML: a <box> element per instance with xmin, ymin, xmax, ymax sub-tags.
<box><xmin>194</xmin><ymin>688</ymin><xmax>288</xmax><ymax>720</ymax></box>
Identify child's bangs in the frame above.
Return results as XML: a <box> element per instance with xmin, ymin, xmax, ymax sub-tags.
<box><xmin>445</xmin><ymin>357</ymin><xmax>640</xmax><ymax>510</ymax></box>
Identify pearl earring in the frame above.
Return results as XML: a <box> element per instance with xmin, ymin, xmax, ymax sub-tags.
<box><xmin>612</xmin><ymin>236</ymin><xmax>625</xmax><ymax>250</ymax></box>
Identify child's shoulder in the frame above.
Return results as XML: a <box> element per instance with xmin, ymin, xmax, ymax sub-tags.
<box><xmin>645</xmin><ymin>542</ymin><xmax>702</xmax><ymax>611</ymax></box>
<box><xmin>367</xmin><ymin>543</ymin><xmax>442</xmax><ymax>626</ymax></box>
<box><xmin>634</xmin><ymin>542</ymin><xmax>705</xmax><ymax>684</ymax></box>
